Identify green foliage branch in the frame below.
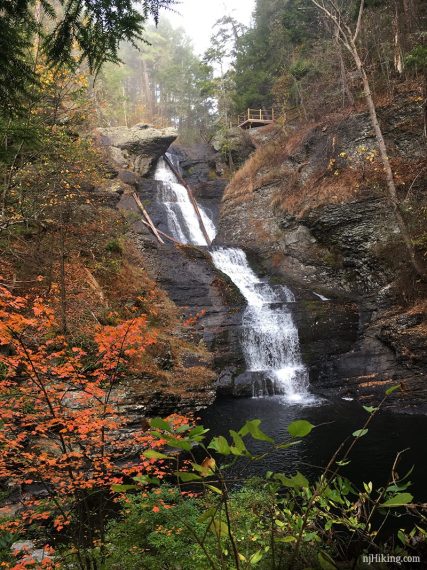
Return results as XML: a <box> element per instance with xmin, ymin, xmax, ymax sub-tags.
<box><xmin>0</xmin><ymin>0</ymin><xmax>176</xmax><ymax>117</ymax></box>
<box><xmin>99</xmin><ymin>384</ymin><xmax>427</xmax><ymax>569</ymax></box>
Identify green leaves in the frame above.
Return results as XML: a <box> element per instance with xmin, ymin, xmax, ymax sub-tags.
<box><xmin>229</xmin><ymin>430</ymin><xmax>249</xmax><ymax>455</ymax></box>
<box><xmin>150</xmin><ymin>417</ymin><xmax>172</xmax><ymax>432</ymax></box>
<box><xmin>208</xmin><ymin>435</ymin><xmax>231</xmax><ymax>455</ymax></box>
<box><xmin>143</xmin><ymin>449</ymin><xmax>169</xmax><ymax>460</ymax></box>
<box><xmin>188</xmin><ymin>425</ymin><xmax>210</xmax><ymax>441</ymax></box>
<box><xmin>352</xmin><ymin>429</ymin><xmax>368</xmax><ymax>438</ymax></box>
<box><xmin>336</xmin><ymin>459</ymin><xmax>351</xmax><ymax>466</ymax></box>
<box><xmin>363</xmin><ymin>405</ymin><xmax>378</xmax><ymax>413</ymax></box>
<box><xmin>198</xmin><ymin>508</ymin><xmax>216</xmax><ymax>523</ymax></box>
<box><xmin>239</xmin><ymin>419</ymin><xmax>274</xmax><ymax>443</ymax></box>
<box><xmin>288</xmin><ymin>419</ymin><xmax>314</xmax><ymax>438</ymax></box>
<box><xmin>385</xmin><ymin>384</ymin><xmax>401</xmax><ymax>396</ymax></box>
<box><xmin>162</xmin><ymin>436</ymin><xmax>192</xmax><ymax>451</ymax></box>
<box><xmin>209</xmin><ymin>518</ymin><xmax>229</xmax><ymax>538</ymax></box>
<box><xmin>174</xmin><ymin>471</ymin><xmax>202</xmax><ymax>482</ymax></box>
<box><xmin>133</xmin><ymin>474</ymin><xmax>160</xmax><ymax>486</ymax></box>
<box><xmin>381</xmin><ymin>493</ymin><xmax>413</xmax><ymax>507</ymax></box>
<box><xmin>274</xmin><ymin>471</ymin><xmax>309</xmax><ymax>489</ymax></box>
<box><xmin>111</xmin><ymin>484</ymin><xmax>137</xmax><ymax>492</ymax></box>
<box><xmin>249</xmin><ymin>550</ymin><xmax>263</xmax><ymax>565</ymax></box>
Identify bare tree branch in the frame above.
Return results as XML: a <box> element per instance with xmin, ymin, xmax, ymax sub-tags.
<box><xmin>353</xmin><ymin>0</ymin><xmax>365</xmax><ymax>42</ymax></box>
<box><xmin>309</xmin><ymin>0</ymin><xmax>426</xmax><ymax>279</ymax></box>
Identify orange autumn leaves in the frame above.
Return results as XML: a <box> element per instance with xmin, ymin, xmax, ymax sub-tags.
<box><xmin>0</xmin><ymin>281</ymin><xmax>171</xmax><ymax>553</ymax></box>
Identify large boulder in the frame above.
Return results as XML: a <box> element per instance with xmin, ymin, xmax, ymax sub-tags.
<box><xmin>94</xmin><ymin>123</ymin><xmax>177</xmax><ymax>176</ymax></box>
<box><xmin>212</xmin><ymin>127</ymin><xmax>255</xmax><ymax>167</ymax></box>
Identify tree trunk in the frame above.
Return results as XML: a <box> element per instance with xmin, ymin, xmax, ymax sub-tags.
<box><xmin>59</xmin><ymin>218</ymin><xmax>68</xmax><ymax>334</ymax></box>
<box><xmin>141</xmin><ymin>60</ymin><xmax>154</xmax><ymax>121</ymax></box>
<box><xmin>351</xmin><ymin>39</ymin><xmax>426</xmax><ymax>278</ymax></box>
<box><xmin>337</xmin><ymin>45</ymin><xmax>354</xmax><ymax>107</ymax></box>
<box><xmin>121</xmin><ymin>82</ymin><xmax>128</xmax><ymax>127</ymax></box>
<box><xmin>393</xmin><ymin>0</ymin><xmax>404</xmax><ymax>74</ymax></box>
<box><xmin>423</xmin><ymin>73</ymin><xmax>427</xmax><ymax>138</ymax></box>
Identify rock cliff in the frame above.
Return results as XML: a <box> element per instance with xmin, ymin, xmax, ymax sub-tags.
<box><xmin>112</xmin><ymin>140</ymin><xmax>247</xmax><ymax>407</ymax></box>
<box><xmin>216</xmin><ymin>91</ymin><xmax>427</xmax><ymax>411</ymax></box>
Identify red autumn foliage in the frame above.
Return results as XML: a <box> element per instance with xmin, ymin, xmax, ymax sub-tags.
<box><xmin>0</xmin><ymin>281</ymin><xmax>190</xmax><ymax>566</ymax></box>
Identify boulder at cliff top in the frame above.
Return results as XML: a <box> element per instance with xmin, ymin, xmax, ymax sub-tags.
<box><xmin>212</xmin><ymin>127</ymin><xmax>255</xmax><ymax>167</ymax></box>
<box><xmin>94</xmin><ymin>123</ymin><xmax>177</xmax><ymax>176</ymax></box>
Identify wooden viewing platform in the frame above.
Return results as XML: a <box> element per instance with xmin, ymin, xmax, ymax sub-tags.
<box><xmin>237</xmin><ymin>108</ymin><xmax>275</xmax><ymax>129</ymax></box>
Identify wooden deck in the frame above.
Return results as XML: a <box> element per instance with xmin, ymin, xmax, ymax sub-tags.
<box><xmin>237</xmin><ymin>108</ymin><xmax>275</xmax><ymax>129</ymax></box>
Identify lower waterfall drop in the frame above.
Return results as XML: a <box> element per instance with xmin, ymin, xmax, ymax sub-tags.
<box><xmin>154</xmin><ymin>155</ymin><xmax>315</xmax><ymax>404</ymax></box>
<box><xmin>211</xmin><ymin>247</ymin><xmax>313</xmax><ymax>403</ymax></box>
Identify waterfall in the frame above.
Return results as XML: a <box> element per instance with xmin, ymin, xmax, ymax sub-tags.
<box><xmin>154</xmin><ymin>157</ymin><xmax>216</xmax><ymax>245</ymax></box>
<box><xmin>211</xmin><ymin>247</ymin><xmax>312</xmax><ymax>403</ymax></box>
<box><xmin>154</xmin><ymin>154</ymin><xmax>315</xmax><ymax>404</ymax></box>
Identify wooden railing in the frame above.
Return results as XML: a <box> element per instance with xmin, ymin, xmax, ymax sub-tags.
<box><xmin>237</xmin><ymin>108</ymin><xmax>275</xmax><ymax>125</ymax></box>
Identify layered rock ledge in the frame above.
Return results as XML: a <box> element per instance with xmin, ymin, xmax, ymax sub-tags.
<box><xmin>94</xmin><ymin>123</ymin><xmax>177</xmax><ymax>176</ymax></box>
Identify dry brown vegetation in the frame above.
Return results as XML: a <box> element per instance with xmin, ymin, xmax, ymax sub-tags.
<box><xmin>222</xmin><ymin>125</ymin><xmax>374</xmax><ymax>218</ymax></box>
<box><xmin>223</xmin><ymin>99</ymin><xmax>426</xmax><ymax>221</ymax></box>
<box><xmin>0</xmin><ymin>185</ymin><xmax>214</xmax><ymax>405</ymax></box>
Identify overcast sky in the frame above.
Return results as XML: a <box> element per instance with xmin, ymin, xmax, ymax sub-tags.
<box><xmin>165</xmin><ymin>0</ymin><xmax>255</xmax><ymax>55</ymax></box>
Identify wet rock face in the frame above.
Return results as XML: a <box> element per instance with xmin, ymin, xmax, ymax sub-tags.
<box><xmin>94</xmin><ymin>124</ymin><xmax>177</xmax><ymax>176</ymax></box>
<box><xmin>217</xmin><ymin>187</ymin><xmax>399</xmax><ymax>296</ymax></box>
<box><xmin>137</xmin><ymin>237</ymin><xmax>246</xmax><ymax>383</ymax></box>
<box><xmin>118</xmin><ymin>186</ymin><xmax>246</xmax><ymax>391</ymax></box>
<box><xmin>378</xmin><ymin>311</ymin><xmax>427</xmax><ymax>369</ymax></box>
<box><xmin>300</xmin><ymin>197</ymin><xmax>399</xmax><ymax>293</ymax></box>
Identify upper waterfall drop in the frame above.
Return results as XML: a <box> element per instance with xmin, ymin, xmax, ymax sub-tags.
<box><xmin>153</xmin><ymin>154</ymin><xmax>315</xmax><ymax>405</ymax></box>
<box><xmin>154</xmin><ymin>156</ymin><xmax>216</xmax><ymax>245</ymax></box>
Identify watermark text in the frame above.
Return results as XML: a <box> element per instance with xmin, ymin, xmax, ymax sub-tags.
<box><xmin>362</xmin><ymin>554</ymin><xmax>421</xmax><ymax>565</ymax></box>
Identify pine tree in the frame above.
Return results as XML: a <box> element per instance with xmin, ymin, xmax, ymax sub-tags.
<box><xmin>0</xmin><ymin>0</ymin><xmax>176</xmax><ymax>117</ymax></box>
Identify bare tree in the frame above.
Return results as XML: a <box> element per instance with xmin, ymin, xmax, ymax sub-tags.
<box><xmin>310</xmin><ymin>0</ymin><xmax>426</xmax><ymax>279</ymax></box>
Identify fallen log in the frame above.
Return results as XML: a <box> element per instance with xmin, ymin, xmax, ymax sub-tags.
<box><xmin>139</xmin><ymin>218</ymin><xmax>182</xmax><ymax>245</ymax></box>
<box><xmin>131</xmin><ymin>192</ymin><xmax>165</xmax><ymax>245</ymax></box>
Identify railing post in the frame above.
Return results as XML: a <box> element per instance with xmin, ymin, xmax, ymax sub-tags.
<box><xmin>260</xmin><ymin>109</ymin><xmax>262</xmax><ymax>120</ymax></box>
<box><xmin>247</xmin><ymin>108</ymin><xmax>250</xmax><ymax>120</ymax></box>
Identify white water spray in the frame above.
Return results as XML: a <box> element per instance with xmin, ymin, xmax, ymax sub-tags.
<box><xmin>154</xmin><ymin>155</ymin><xmax>315</xmax><ymax>404</ymax></box>
<box><xmin>211</xmin><ymin>247</ymin><xmax>313</xmax><ymax>403</ymax></box>
<box><xmin>154</xmin><ymin>157</ymin><xmax>216</xmax><ymax>245</ymax></box>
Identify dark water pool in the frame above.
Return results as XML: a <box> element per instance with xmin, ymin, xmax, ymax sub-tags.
<box><xmin>199</xmin><ymin>396</ymin><xmax>427</xmax><ymax>501</ymax></box>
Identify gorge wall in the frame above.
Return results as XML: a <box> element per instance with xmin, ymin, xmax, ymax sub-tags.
<box><xmin>95</xmin><ymin>93</ymin><xmax>427</xmax><ymax>414</ymax></box>
<box><xmin>95</xmin><ymin>128</ymin><xmax>247</xmax><ymax>411</ymax></box>
<box><xmin>217</xmin><ymin>91</ymin><xmax>427</xmax><ymax>411</ymax></box>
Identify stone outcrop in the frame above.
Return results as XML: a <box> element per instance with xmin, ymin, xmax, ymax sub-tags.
<box><xmin>212</xmin><ymin>127</ymin><xmax>256</xmax><ymax>168</ymax></box>
<box><xmin>94</xmin><ymin>123</ymin><xmax>177</xmax><ymax>176</ymax></box>
<box><xmin>93</xmin><ymin>108</ymin><xmax>426</xmax><ymax>412</ymax></box>
<box><xmin>115</xmin><ymin>142</ymin><xmax>247</xmax><ymax>400</ymax></box>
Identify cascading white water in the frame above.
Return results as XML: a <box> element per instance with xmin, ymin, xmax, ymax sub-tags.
<box><xmin>154</xmin><ymin>157</ymin><xmax>216</xmax><ymax>245</ymax></box>
<box><xmin>154</xmin><ymin>155</ymin><xmax>314</xmax><ymax>404</ymax></box>
<box><xmin>211</xmin><ymin>247</ymin><xmax>313</xmax><ymax>403</ymax></box>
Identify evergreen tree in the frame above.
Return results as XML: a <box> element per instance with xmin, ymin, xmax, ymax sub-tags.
<box><xmin>97</xmin><ymin>20</ymin><xmax>214</xmax><ymax>141</ymax></box>
<box><xmin>0</xmin><ymin>0</ymin><xmax>175</xmax><ymax>117</ymax></box>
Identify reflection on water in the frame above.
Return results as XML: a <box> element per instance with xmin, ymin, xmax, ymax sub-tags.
<box><xmin>200</xmin><ymin>396</ymin><xmax>427</xmax><ymax>501</ymax></box>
